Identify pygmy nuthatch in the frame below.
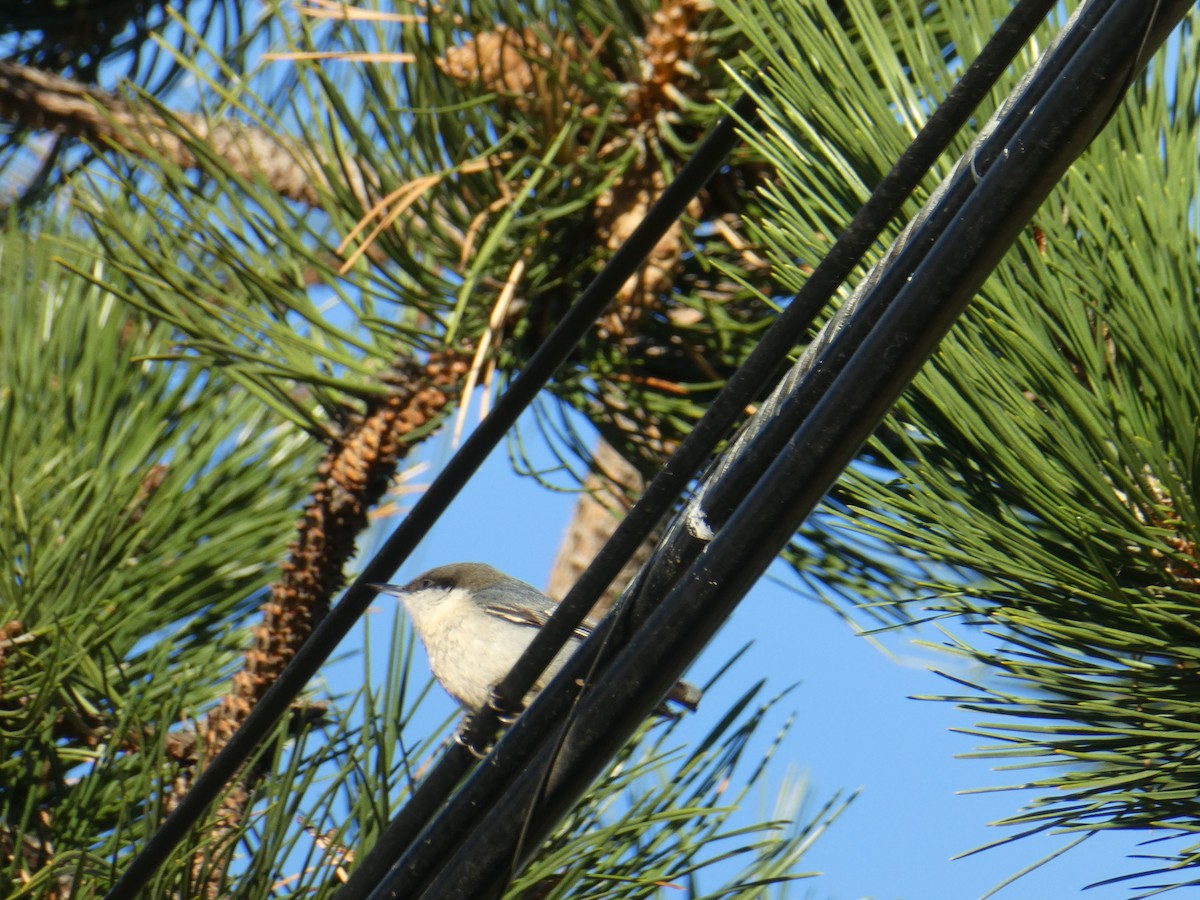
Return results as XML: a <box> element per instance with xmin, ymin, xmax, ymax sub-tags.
<box><xmin>374</xmin><ymin>562</ymin><xmax>701</xmax><ymax>715</ymax></box>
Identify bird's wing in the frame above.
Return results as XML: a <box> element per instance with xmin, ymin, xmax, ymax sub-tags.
<box><xmin>478</xmin><ymin>584</ymin><xmax>591</xmax><ymax>641</ymax></box>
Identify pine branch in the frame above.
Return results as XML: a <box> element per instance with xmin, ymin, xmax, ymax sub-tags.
<box><xmin>0</xmin><ymin>61</ymin><xmax>338</xmax><ymax>207</ymax></box>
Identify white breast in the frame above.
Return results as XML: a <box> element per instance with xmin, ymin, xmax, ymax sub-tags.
<box><xmin>404</xmin><ymin>590</ymin><xmax>581</xmax><ymax>711</ymax></box>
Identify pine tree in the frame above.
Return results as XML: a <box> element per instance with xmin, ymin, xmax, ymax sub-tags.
<box><xmin>1</xmin><ymin>0</ymin><xmax>1195</xmax><ymax>895</ymax></box>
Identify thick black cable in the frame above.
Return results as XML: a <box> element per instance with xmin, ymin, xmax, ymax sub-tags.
<box><xmin>629</xmin><ymin>0</ymin><xmax>1120</xmax><ymax>615</ymax></box>
<box><xmin>410</xmin><ymin>2</ymin><xmax>1192</xmax><ymax>895</ymax></box>
<box><xmin>102</xmin><ymin>89</ymin><xmax>760</xmax><ymax>900</ymax></box>
<box><xmin>341</xmin><ymin>1</ymin><xmax>1064</xmax><ymax>897</ymax></box>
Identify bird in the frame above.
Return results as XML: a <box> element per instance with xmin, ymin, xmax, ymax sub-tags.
<box><xmin>373</xmin><ymin>562</ymin><xmax>701</xmax><ymax>716</ymax></box>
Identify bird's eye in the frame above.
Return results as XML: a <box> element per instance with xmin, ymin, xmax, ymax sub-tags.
<box><xmin>421</xmin><ymin>578</ymin><xmax>435</xmax><ymax>590</ymax></box>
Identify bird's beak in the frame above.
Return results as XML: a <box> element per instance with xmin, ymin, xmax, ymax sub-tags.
<box><xmin>367</xmin><ymin>583</ymin><xmax>401</xmax><ymax>595</ymax></box>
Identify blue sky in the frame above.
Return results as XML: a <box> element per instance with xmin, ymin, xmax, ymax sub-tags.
<box><xmin>340</xmin><ymin>402</ymin><xmax>1168</xmax><ymax>900</ymax></box>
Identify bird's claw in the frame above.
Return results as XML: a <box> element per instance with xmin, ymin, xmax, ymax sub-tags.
<box><xmin>486</xmin><ymin>686</ymin><xmax>524</xmax><ymax>724</ymax></box>
<box><xmin>453</xmin><ymin>717</ymin><xmax>491</xmax><ymax>759</ymax></box>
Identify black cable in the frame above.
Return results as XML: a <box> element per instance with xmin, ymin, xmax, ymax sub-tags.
<box><xmin>629</xmin><ymin>0</ymin><xmax>1123</xmax><ymax>618</ymax></box>
<box><xmin>102</xmin><ymin>87</ymin><xmax>760</xmax><ymax>900</ymax></box>
<box><xmin>341</xmin><ymin>1</ymin><xmax>1066</xmax><ymax>897</ymax></box>
<box><xmin>410</xmin><ymin>2</ymin><xmax>1192</xmax><ymax>895</ymax></box>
